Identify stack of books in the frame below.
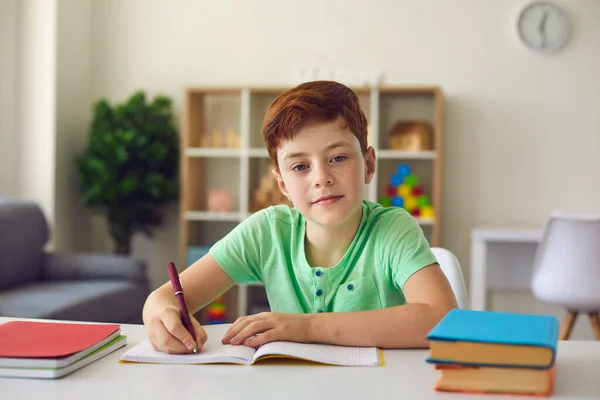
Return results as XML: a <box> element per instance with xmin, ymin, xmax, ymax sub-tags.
<box><xmin>0</xmin><ymin>320</ymin><xmax>127</xmax><ymax>379</ymax></box>
<box><xmin>426</xmin><ymin>309</ymin><xmax>559</xmax><ymax>396</ymax></box>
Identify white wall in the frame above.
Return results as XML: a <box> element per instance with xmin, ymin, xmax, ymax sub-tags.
<box><xmin>0</xmin><ymin>0</ymin><xmax>19</xmax><ymax>196</ymax></box>
<box><xmin>54</xmin><ymin>0</ymin><xmax>94</xmax><ymax>252</ymax></box>
<box><xmin>0</xmin><ymin>0</ymin><xmax>93</xmax><ymax>252</ymax></box>
<box><xmin>88</xmin><ymin>0</ymin><xmax>600</xmax><ymax>289</ymax></box>
<box><xmin>16</xmin><ymin>0</ymin><xmax>57</xmax><ymax>237</ymax></box>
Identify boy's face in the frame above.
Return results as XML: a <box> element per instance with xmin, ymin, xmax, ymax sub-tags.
<box><xmin>273</xmin><ymin>120</ymin><xmax>375</xmax><ymax>228</ymax></box>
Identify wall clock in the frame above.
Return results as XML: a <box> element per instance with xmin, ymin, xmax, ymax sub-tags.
<box><xmin>517</xmin><ymin>1</ymin><xmax>571</xmax><ymax>54</ymax></box>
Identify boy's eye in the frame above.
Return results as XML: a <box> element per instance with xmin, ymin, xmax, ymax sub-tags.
<box><xmin>331</xmin><ymin>155</ymin><xmax>347</xmax><ymax>163</ymax></box>
<box><xmin>292</xmin><ymin>164</ymin><xmax>308</xmax><ymax>172</ymax></box>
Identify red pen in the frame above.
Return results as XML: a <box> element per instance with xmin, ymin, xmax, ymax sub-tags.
<box><xmin>167</xmin><ymin>261</ymin><xmax>198</xmax><ymax>353</ymax></box>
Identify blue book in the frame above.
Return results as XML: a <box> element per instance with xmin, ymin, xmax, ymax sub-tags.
<box><xmin>426</xmin><ymin>309</ymin><xmax>559</xmax><ymax>369</ymax></box>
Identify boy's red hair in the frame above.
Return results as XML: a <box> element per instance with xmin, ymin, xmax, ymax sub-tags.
<box><xmin>261</xmin><ymin>80</ymin><xmax>369</xmax><ymax>168</ymax></box>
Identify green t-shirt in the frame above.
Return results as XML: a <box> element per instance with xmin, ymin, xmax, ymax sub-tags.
<box><xmin>209</xmin><ymin>200</ymin><xmax>437</xmax><ymax>314</ymax></box>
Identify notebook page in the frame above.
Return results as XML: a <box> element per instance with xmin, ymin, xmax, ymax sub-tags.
<box><xmin>252</xmin><ymin>341</ymin><xmax>381</xmax><ymax>366</ymax></box>
<box><xmin>120</xmin><ymin>337</ymin><xmax>256</xmax><ymax>365</ymax></box>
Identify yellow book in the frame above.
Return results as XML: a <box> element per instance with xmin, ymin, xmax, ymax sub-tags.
<box><xmin>434</xmin><ymin>364</ymin><xmax>554</xmax><ymax>396</ymax></box>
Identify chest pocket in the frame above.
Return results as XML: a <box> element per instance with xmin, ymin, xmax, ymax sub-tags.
<box><xmin>331</xmin><ymin>275</ymin><xmax>382</xmax><ymax>312</ymax></box>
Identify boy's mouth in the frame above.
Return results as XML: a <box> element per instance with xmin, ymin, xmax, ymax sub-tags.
<box><xmin>312</xmin><ymin>195</ymin><xmax>344</xmax><ymax>205</ymax></box>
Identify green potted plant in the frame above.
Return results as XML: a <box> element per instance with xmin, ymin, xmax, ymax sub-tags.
<box><xmin>75</xmin><ymin>91</ymin><xmax>179</xmax><ymax>254</ymax></box>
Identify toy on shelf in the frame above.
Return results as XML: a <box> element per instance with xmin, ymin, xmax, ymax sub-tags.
<box><xmin>206</xmin><ymin>295</ymin><xmax>227</xmax><ymax>325</ymax></box>
<box><xmin>389</xmin><ymin>120</ymin><xmax>433</xmax><ymax>151</ymax></box>
<box><xmin>251</xmin><ymin>166</ymin><xmax>293</xmax><ymax>212</ymax></box>
<box><xmin>378</xmin><ymin>163</ymin><xmax>434</xmax><ymax>219</ymax></box>
<box><xmin>200</xmin><ymin>128</ymin><xmax>241</xmax><ymax>148</ymax></box>
<box><xmin>211</xmin><ymin>129</ymin><xmax>224</xmax><ymax>147</ymax></box>
<box><xmin>207</xmin><ymin>189</ymin><xmax>235</xmax><ymax>212</ymax></box>
<box><xmin>225</xmin><ymin>128</ymin><xmax>241</xmax><ymax>148</ymax></box>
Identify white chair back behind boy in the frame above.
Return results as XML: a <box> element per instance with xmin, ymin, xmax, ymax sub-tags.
<box><xmin>531</xmin><ymin>212</ymin><xmax>600</xmax><ymax>340</ymax></box>
<box><xmin>430</xmin><ymin>247</ymin><xmax>469</xmax><ymax>309</ymax></box>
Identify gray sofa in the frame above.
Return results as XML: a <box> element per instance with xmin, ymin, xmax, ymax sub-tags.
<box><xmin>0</xmin><ymin>198</ymin><xmax>150</xmax><ymax>324</ymax></box>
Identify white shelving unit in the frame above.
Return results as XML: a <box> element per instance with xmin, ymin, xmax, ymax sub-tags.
<box><xmin>179</xmin><ymin>86</ymin><xmax>444</xmax><ymax>323</ymax></box>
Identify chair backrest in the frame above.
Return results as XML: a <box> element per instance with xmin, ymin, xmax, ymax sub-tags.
<box><xmin>431</xmin><ymin>247</ymin><xmax>469</xmax><ymax>309</ymax></box>
<box><xmin>531</xmin><ymin>212</ymin><xmax>600</xmax><ymax>311</ymax></box>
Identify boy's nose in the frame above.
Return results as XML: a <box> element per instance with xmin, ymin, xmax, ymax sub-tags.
<box><xmin>313</xmin><ymin>167</ymin><xmax>334</xmax><ymax>187</ymax></box>
<box><xmin>315</xmin><ymin>179</ymin><xmax>332</xmax><ymax>188</ymax></box>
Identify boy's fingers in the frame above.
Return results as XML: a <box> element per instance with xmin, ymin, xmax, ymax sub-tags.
<box><xmin>222</xmin><ymin>317</ymin><xmax>253</xmax><ymax>343</ymax></box>
<box><xmin>150</xmin><ymin>318</ymin><xmax>188</xmax><ymax>354</ymax></box>
<box><xmin>230</xmin><ymin>320</ymin><xmax>270</xmax><ymax>345</ymax></box>
<box><xmin>225</xmin><ymin>315</ymin><xmax>250</xmax><ymax>334</ymax></box>
<box><xmin>147</xmin><ymin>332</ymin><xmax>160</xmax><ymax>351</ymax></box>
<box><xmin>191</xmin><ymin>317</ymin><xmax>208</xmax><ymax>347</ymax></box>
<box><xmin>245</xmin><ymin>330</ymin><xmax>272</xmax><ymax>348</ymax></box>
<box><xmin>162</xmin><ymin>311</ymin><xmax>197</xmax><ymax>352</ymax></box>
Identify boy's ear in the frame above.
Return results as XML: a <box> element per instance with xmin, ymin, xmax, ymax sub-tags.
<box><xmin>364</xmin><ymin>146</ymin><xmax>376</xmax><ymax>184</ymax></box>
<box><xmin>272</xmin><ymin>168</ymin><xmax>290</xmax><ymax>199</ymax></box>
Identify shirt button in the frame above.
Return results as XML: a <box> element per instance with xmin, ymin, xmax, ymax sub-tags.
<box><xmin>315</xmin><ymin>270</ymin><xmax>323</xmax><ymax>277</ymax></box>
<box><xmin>316</xmin><ymin>289</ymin><xmax>323</xmax><ymax>296</ymax></box>
<box><xmin>347</xmin><ymin>284</ymin><xmax>354</xmax><ymax>291</ymax></box>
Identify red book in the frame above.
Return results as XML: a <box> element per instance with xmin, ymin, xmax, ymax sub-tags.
<box><xmin>0</xmin><ymin>321</ymin><xmax>121</xmax><ymax>358</ymax></box>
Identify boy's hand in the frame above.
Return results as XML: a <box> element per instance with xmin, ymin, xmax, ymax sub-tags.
<box><xmin>146</xmin><ymin>305</ymin><xmax>207</xmax><ymax>354</ymax></box>
<box><xmin>222</xmin><ymin>312</ymin><xmax>314</xmax><ymax>348</ymax></box>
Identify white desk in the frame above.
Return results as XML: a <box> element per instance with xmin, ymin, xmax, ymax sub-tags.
<box><xmin>2</xmin><ymin>317</ymin><xmax>600</xmax><ymax>399</ymax></box>
<box><xmin>470</xmin><ymin>227</ymin><xmax>543</xmax><ymax>311</ymax></box>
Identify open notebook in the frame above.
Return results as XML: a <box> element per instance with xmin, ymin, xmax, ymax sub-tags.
<box><xmin>120</xmin><ymin>336</ymin><xmax>382</xmax><ymax>367</ymax></box>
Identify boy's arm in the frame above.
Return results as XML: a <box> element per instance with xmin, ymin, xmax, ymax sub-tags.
<box><xmin>309</xmin><ymin>263</ymin><xmax>458</xmax><ymax>348</ymax></box>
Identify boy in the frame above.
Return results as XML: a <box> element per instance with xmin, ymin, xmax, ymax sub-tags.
<box><xmin>143</xmin><ymin>81</ymin><xmax>457</xmax><ymax>354</ymax></box>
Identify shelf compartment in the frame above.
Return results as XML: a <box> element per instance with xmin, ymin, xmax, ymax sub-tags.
<box><xmin>185</xmin><ymin>220</ymin><xmax>239</xmax><ymax>249</ymax></box>
<box><xmin>196</xmin><ymin>285</ymin><xmax>241</xmax><ymax>325</ymax></box>
<box><xmin>183</xmin><ymin>219</ymin><xmax>240</xmax><ymax>271</ymax></box>
<box><xmin>249</xmin><ymin>89</ymin><xmax>282</xmax><ymax>149</ymax></box>
<box><xmin>182</xmin><ymin>157</ymin><xmax>240</xmax><ymax>212</ymax></box>
<box><xmin>185</xmin><ymin>90</ymin><xmax>242</xmax><ymax>148</ymax></box>
<box><xmin>378</xmin><ymin>91</ymin><xmax>436</xmax><ymax>151</ymax></box>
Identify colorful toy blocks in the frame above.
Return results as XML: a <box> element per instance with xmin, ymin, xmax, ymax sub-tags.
<box><xmin>378</xmin><ymin>163</ymin><xmax>435</xmax><ymax>218</ymax></box>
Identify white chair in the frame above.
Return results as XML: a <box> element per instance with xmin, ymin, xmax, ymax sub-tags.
<box><xmin>531</xmin><ymin>212</ymin><xmax>600</xmax><ymax>340</ymax></box>
<box><xmin>431</xmin><ymin>247</ymin><xmax>469</xmax><ymax>309</ymax></box>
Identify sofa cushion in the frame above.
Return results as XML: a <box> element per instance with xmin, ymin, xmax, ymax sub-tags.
<box><xmin>0</xmin><ymin>280</ymin><xmax>146</xmax><ymax>323</ymax></box>
<box><xmin>0</xmin><ymin>198</ymin><xmax>48</xmax><ymax>289</ymax></box>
